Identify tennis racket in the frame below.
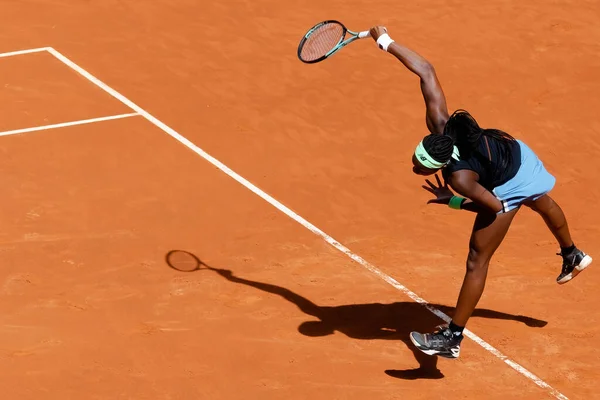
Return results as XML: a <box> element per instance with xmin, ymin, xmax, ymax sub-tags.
<box><xmin>297</xmin><ymin>20</ymin><xmax>370</xmax><ymax>63</ymax></box>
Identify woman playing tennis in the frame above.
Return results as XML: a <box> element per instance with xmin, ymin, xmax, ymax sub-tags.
<box><xmin>368</xmin><ymin>26</ymin><xmax>592</xmax><ymax>359</ymax></box>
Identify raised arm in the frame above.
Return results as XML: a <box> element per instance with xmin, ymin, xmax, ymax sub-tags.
<box><xmin>369</xmin><ymin>26</ymin><xmax>449</xmax><ymax>135</ymax></box>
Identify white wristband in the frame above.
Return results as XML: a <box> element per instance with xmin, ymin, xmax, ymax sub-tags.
<box><xmin>376</xmin><ymin>34</ymin><xmax>395</xmax><ymax>51</ymax></box>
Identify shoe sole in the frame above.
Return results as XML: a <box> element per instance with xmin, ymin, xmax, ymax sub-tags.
<box><xmin>558</xmin><ymin>255</ymin><xmax>592</xmax><ymax>284</ymax></box>
<box><xmin>409</xmin><ymin>332</ymin><xmax>460</xmax><ymax>359</ymax></box>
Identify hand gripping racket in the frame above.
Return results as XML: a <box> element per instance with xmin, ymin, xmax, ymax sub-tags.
<box><xmin>297</xmin><ymin>20</ymin><xmax>370</xmax><ymax>63</ymax></box>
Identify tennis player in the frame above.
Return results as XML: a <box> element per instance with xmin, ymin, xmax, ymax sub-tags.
<box><xmin>368</xmin><ymin>26</ymin><xmax>592</xmax><ymax>359</ymax></box>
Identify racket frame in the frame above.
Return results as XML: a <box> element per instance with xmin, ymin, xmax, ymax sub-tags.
<box><xmin>297</xmin><ymin>20</ymin><xmax>369</xmax><ymax>64</ymax></box>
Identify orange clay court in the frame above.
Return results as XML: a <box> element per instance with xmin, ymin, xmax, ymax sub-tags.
<box><xmin>0</xmin><ymin>1</ymin><xmax>598</xmax><ymax>399</ymax></box>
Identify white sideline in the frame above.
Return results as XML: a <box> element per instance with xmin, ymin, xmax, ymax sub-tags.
<box><xmin>2</xmin><ymin>46</ymin><xmax>570</xmax><ymax>400</ymax></box>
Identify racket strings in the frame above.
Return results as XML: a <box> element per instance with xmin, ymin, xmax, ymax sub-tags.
<box><xmin>300</xmin><ymin>23</ymin><xmax>345</xmax><ymax>62</ymax></box>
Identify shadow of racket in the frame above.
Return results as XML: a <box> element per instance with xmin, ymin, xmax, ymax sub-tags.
<box><xmin>166</xmin><ymin>250</ymin><xmax>211</xmax><ymax>272</ymax></box>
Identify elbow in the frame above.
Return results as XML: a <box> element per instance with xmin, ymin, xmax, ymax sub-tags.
<box><xmin>420</xmin><ymin>61</ymin><xmax>435</xmax><ymax>79</ymax></box>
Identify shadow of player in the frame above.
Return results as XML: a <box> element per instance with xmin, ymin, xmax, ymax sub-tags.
<box><xmin>166</xmin><ymin>251</ymin><xmax>547</xmax><ymax>380</ymax></box>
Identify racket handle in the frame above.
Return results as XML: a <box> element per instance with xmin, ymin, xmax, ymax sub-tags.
<box><xmin>358</xmin><ymin>30</ymin><xmax>370</xmax><ymax>39</ymax></box>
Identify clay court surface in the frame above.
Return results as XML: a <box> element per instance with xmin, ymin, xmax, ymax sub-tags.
<box><xmin>0</xmin><ymin>0</ymin><xmax>599</xmax><ymax>399</ymax></box>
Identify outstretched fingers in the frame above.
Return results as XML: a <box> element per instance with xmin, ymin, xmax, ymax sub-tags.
<box><xmin>425</xmin><ymin>179</ymin><xmax>437</xmax><ymax>189</ymax></box>
<box><xmin>422</xmin><ymin>185</ymin><xmax>436</xmax><ymax>194</ymax></box>
<box><xmin>435</xmin><ymin>173</ymin><xmax>445</xmax><ymax>187</ymax></box>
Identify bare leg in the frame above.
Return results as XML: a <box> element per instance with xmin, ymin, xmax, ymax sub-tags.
<box><xmin>526</xmin><ymin>194</ymin><xmax>592</xmax><ymax>284</ymax></box>
<box><xmin>525</xmin><ymin>195</ymin><xmax>572</xmax><ymax>248</ymax></box>
<box><xmin>410</xmin><ymin>208</ymin><xmax>519</xmax><ymax>358</ymax></box>
<box><xmin>452</xmin><ymin>209</ymin><xmax>519</xmax><ymax>326</ymax></box>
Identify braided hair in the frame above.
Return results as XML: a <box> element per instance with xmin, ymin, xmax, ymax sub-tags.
<box><xmin>421</xmin><ymin>133</ymin><xmax>455</xmax><ymax>164</ymax></box>
<box><xmin>422</xmin><ymin>109</ymin><xmax>516</xmax><ymax>169</ymax></box>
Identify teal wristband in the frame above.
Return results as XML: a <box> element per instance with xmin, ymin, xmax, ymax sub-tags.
<box><xmin>448</xmin><ymin>196</ymin><xmax>465</xmax><ymax>210</ymax></box>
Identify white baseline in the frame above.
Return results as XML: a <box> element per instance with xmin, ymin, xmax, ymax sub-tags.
<box><xmin>0</xmin><ymin>113</ymin><xmax>140</xmax><ymax>138</ymax></box>
<box><xmin>0</xmin><ymin>47</ymin><xmax>50</xmax><ymax>58</ymax></box>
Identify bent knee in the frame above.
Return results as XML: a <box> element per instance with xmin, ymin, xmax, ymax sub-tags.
<box><xmin>466</xmin><ymin>250</ymin><xmax>491</xmax><ymax>273</ymax></box>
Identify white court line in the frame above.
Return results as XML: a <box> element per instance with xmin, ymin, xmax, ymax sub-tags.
<box><xmin>0</xmin><ymin>47</ymin><xmax>50</xmax><ymax>58</ymax></box>
<box><xmin>0</xmin><ymin>113</ymin><xmax>140</xmax><ymax>138</ymax></box>
<box><xmin>44</xmin><ymin>46</ymin><xmax>568</xmax><ymax>400</ymax></box>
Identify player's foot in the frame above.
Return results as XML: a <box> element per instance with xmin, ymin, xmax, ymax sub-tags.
<box><xmin>557</xmin><ymin>247</ymin><xmax>592</xmax><ymax>284</ymax></box>
<box><xmin>409</xmin><ymin>325</ymin><xmax>462</xmax><ymax>359</ymax></box>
